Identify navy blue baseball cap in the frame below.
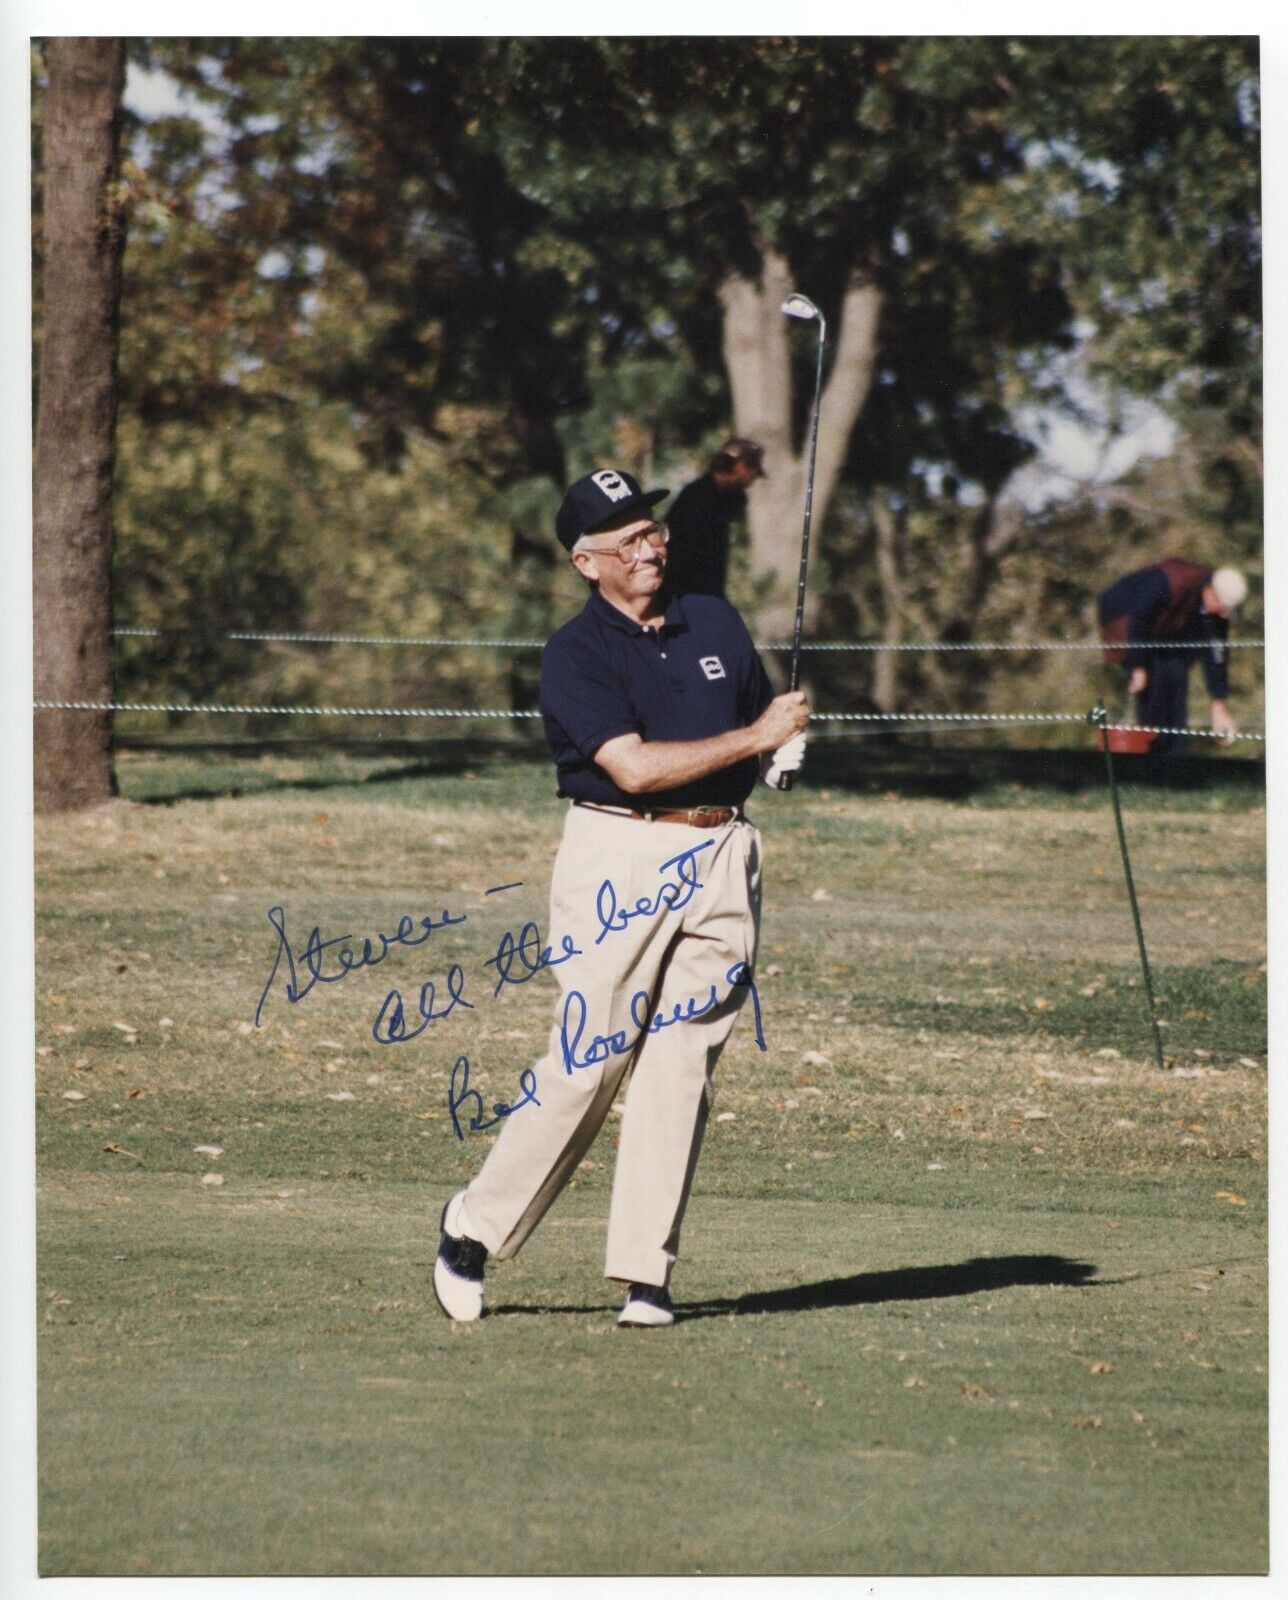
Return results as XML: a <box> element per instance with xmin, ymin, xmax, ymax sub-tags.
<box><xmin>555</xmin><ymin>468</ymin><xmax>670</xmax><ymax>551</ymax></box>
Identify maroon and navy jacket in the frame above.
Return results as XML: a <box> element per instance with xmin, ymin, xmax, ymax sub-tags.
<box><xmin>1097</xmin><ymin>557</ymin><xmax>1230</xmax><ymax>699</ymax></box>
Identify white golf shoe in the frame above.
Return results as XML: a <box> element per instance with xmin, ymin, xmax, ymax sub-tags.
<box><xmin>617</xmin><ymin>1282</ymin><xmax>675</xmax><ymax>1328</ymax></box>
<box><xmin>432</xmin><ymin>1190</ymin><xmax>487</xmax><ymax>1322</ymax></box>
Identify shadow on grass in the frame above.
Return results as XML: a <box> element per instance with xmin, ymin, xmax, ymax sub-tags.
<box><xmin>118</xmin><ymin>735</ymin><xmax>1262</xmax><ymax>807</ymax></box>
<box><xmin>489</xmin><ymin>1252</ymin><xmax>1097</xmax><ymax>1321</ymax></box>
<box><xmin>121</xmin><ymin>735</ymin><xmax>547</xmax><ymax>805</ymax></box>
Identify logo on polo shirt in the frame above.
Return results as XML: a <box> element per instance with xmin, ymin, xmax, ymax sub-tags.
<box><xmin>699</xmin><ymin>656</ymin><xmax>727</xmax><ymax>681</ymax></box>
<box><xmin>590</xmin><ymin>469</ymin><xmax>631</xmax><ymax>503</ymax></box>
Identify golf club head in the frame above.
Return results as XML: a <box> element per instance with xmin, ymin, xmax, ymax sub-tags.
<box><xmin>781</xmin><ymin>293</ymin><xmax>822</xmax><ymax>323</ymax></box>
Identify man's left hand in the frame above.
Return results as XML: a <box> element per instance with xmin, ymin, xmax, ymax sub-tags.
<box><xmin>762</xmin><ymin>732</ymin><xmax>807</xmax><ymax>789</ymax></box>
<box><xmin>1210</xmin><ymin>700</ymin><xmax>1237</xmax><ymax>741</ymax></box>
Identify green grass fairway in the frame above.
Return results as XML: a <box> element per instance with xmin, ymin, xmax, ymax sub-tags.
<box><xmin>35</xmin><ymin>750</ymin><xmax>1267</xmax><ymax>1575</ymax></box>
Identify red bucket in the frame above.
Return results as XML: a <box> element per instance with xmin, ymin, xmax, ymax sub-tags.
<box><xmin>1095</xmin><ymin>726</ymin><xmax>1157</xmax><ymax>755</ymax></box>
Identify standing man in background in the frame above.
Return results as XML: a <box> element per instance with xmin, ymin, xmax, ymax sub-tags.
<box><xmin>433</xmin><ymin>466</ymin><xmax>809</xmax><ymax>1328</ymax></box>
<box><xmin>1098</xmin><ymin>557</ymin><xmax>1248</xmax><ymax>753</ymax></box>
<box><xmin>665</xmin><ymin>438</ymin><xmax>765</xmax><ymax>599</ymax></box>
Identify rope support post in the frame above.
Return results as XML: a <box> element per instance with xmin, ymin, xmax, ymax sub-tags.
<box><xmin>1088</xmin><ymin>702</ymin><xmax>1168</xmax><ymax>1071</ymax></box>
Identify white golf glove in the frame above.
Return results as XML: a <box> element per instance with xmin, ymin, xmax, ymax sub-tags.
<box><xmin>762</xmin><ymin>732</ymin><xmax>807</xmax><ymax>789</ymax></box>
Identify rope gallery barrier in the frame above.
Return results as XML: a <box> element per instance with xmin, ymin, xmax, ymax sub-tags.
<box><xmin>34</xmin><ymin>700</ymin><xmax>1267</xmax><ymax>743</ymax></box>
<box><xmin>112</xmin><ymin>626</ymin><xmax>1265</xmax><ymax>655</ymax></box>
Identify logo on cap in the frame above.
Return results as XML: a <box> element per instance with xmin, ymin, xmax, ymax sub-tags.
<box><xmin>591</xmin><ymin>469</ymin><xmax>632</xmax><ymax>503</ymax></box>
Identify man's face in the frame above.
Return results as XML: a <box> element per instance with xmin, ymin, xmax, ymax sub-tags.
<box><xmin>1202</xmin><ymin>583</ymin><xmax>1230</xmax><ymax>620</ymax></box>
<box><xmin>572</xmin><ymin>514</ymin><xmax>668</xmax><ymax>606</ymax></box>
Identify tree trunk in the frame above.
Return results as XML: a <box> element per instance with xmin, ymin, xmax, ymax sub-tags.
<box><xmin>504</xmin><ymin>406</ymin><xmax>565</xmax><ymax>714</ymax></box>
<box><xmin>33</xmin><ymin>38</ymin><xmax>126</xmax><ymax>811</ymax></box>
<box><xmin>720</xmin><ymin>246</ymin><xmax>882</xmax><ymax>643</ymax></box>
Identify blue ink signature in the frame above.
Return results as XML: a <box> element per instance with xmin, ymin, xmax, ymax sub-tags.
<box><xmin>483</xmin><ymin>921</ymin><xmax>582</xmax><ymax>998</ymax></box>
<box><xmin>372</xmin><ymin>964</ymin><xmax>474</xmax><ymax>1044</ymax></box>
<box><xmin>449</xmin><ymin>1054</ymin><xmax>540</xmax><ymax>1140</ymax></box>
<box><xmin>593</xmin><ymin>841</ymin><xmax>715</xmax><ymax>947</ymax></box>
<box><xmin>559</xmin><ymin>960</ymin><xmax>765</xmax><ymax>1073</ymax></box>
<box><xmin>255</xmin><ymin>903</ymin><xmax>467</xmax><ymax>1027</ymax></box>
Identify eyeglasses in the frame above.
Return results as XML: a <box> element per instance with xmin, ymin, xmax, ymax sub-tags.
<box><xmin>580</xmin><ymin>522</ymin><xmax>670</xmax><ymax>564</ymax></box>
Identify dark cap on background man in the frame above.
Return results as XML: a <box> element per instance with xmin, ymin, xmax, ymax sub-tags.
<box><xmin>554</xmin><ymin>468</ymin><xmax>670</xmax><ymax>552</ymax></box>
<box><xmin>711</xmin><ymin>437</ymin><xmax>766</xmax><ymax>478</ymax></box>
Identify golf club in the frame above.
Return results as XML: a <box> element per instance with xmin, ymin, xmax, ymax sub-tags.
<box><xmin>779</xmin><ymin>292</ymin><xmax>827</xmax><ymax>789</ymax></box>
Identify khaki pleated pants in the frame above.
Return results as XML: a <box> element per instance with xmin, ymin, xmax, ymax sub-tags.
<box><xmin>459</xmin><ymin>802</ymin><xmax>762</xmax><ymax>1287</ymax></box>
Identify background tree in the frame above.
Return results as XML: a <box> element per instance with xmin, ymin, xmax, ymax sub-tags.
<box><xmin>33</xmin><ymin>38</ymin><xmax>126</xmax><ymax>810</ymax></box>
<box><xmin>38</xmin><ymin>38</ymin><xmax>1257</xmax><ymax>746</ymax></box>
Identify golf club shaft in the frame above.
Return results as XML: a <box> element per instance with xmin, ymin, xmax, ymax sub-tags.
<box><xmin>782</xmin><ymin>319</ymin><xmax>826</xmax><ymax>789</ymax></box>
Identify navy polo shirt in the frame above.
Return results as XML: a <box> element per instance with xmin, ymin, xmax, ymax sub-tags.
<box><xmin>539</xmin><ymin>588</ymin><xmax>775</xmax><ymax>809</ymax></box>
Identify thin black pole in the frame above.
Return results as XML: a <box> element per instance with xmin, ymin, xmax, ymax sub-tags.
<box><xmin>1088</xmin><ymin>702</ymin><xmax>1168</xmax><ymax>1070</ymax></box>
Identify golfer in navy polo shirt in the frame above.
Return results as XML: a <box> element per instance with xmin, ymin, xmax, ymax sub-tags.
<box><xmin>434</xmin><ymin>467</ymin><xmax>809</xmax><ymax>1327</ymax></box>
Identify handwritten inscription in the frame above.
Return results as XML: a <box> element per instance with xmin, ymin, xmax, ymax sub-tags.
<box><xmin>593</xmin><ymin>841</ymin><xmax>714</xmax><ymax>946</ymax></box>
<box><xmin>484</xmin><ymin>921</ymin><xmax>582</xmax><ymax>998</ymax></box>
<box><xmin>372</xmin><ymin>964</ymin><xmax>474</xmax><ymax>1044</ymax></box>
<box><xmin>255</xmin><ymin>903</ymin><xmax>467</xmax><ymax>1027</ymax></box>
<box><xmin>559</xmin><ymin>961</ymin><xmax>766</xmax><ymax>1074</ymax></box>
<box><xmin>448</xmin><ymin>1054</ymin><xmax>540</xmax><ymax>1141</ymax></box>
<box><xmin>257</xmin><ymin>855</ymin><xmax>767</xmax><ymax>1139</ymax></box>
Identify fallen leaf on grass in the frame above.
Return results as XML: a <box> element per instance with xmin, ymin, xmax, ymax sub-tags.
<box><xmin>902</xmin><ymin>1375</ymin><xmax>925</xmax><ymax>1388</ymax></box>
<box><xmin>1032</xmin><ymin>997</ymin><xmax>1053</xmax><ymax>1012</ymax></box>
<box><xmin>1214</xmin><ymin>1191</ymin><xmax>1247</xmax><ymax>1206</ymax></box>
<box><xmin>325</xmin><ymin>1091</ymin><xmax>356</xmax><ymax>1102</ymax></box>
<box><xmin>961</xmin><ymin>1382</ymin><xmax>990</xmax><ymax>1400</ymax></box>
<box><xmin>201</xmin><ymin>1173</ymin><xmax>225</xmax><ymax>1187</ymax></box>
<box><xmin>127</xmin><ymin>1088</ymin><xmax>147</xmax><ymax>1100</ymax></box>
<box><xmin>1069</xmin><ymin>1415</ymin><xmax>1101</xmax><ymax>1429</ymax></box>
<box><xmin>1088</xmin><ymin>1361</ymin><xmax>1113</xmax><ymax>1375</ymax></box>
<box><xmin>715</xmin><ymin>1112</ymin><xmax>736</xmax><ymax>1123</ymax></box>
<box><xmin>111</xmin><ymin>1021</ymin><xmax>137</xmax><ymax>1034</ymax></box>
<box><xmin>102</xmin><ymin>1142</ymin><xmax>143</xmax><ymax>1160</ymax></box>
<box><xmin>61</xmin><ymin>1090</ymin><xmax>86</xmax><ymax>1102</ymax></box>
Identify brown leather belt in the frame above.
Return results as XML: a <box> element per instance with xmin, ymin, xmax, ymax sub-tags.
<box><xmin>575</xmin><ymin>801</ymin><xmax>742</xmax><ymax>828</ymax></box>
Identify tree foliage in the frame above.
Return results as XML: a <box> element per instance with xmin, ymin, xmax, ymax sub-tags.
<box><xmin>31</xmin><ymin>36</ymin><xmax>1259</xmax><ymax>735</ymax></box>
